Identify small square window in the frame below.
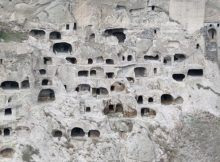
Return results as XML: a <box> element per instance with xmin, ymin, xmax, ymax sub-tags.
<box><xmin>5</xmin><ymin>108</ymin><xmax>12</xmax><ymax>115</ymax></box>
<box><xmin>148</xmin><ymin>97</ymin><xmax>153</xmax><ymax>103</ymax></box>
<box><xmin>4</xmin><ymin>128</ymin><xmax>10</xmax><ymax>136</ymax></box>
<box><xmin>66</xmin><ymin>24</ymin><xmax>70</xmax><ymax>30</ymax></box>
<box><xmin>109</xmin><ymin>105</ymin><xmax>114</xmax><ymax>111</ymax></box>
<box><xmin>86</xmin><ymin>107</ymin><xmax>91</xmax><ymax>112</ymax></box>
<box><xmin>73</xmin><ymin>23</ymin><xmax>77</xmax><ymax>30</ymax></box>
<box><xmin>96</xmin><ymin>89</ymin><xmax>100</xmax><ymax>95</ymax></box>
<box><xmin>153</xmin><ymin>68</ymin><xmax>157</xmax><ymax>74</ymax></box>
<box><xmin>88</xmin><ymin>58</ymin><xmax>93</xmax><ymax>64</ymax></box>
<box><xmin>137</xmin><ymin>95</ymin><xmax>143</xmax><ymax>104</ymax></box>
<box><xmin>39</xmin><ymin>69</ymin><xmax>46</xmax><ymax>75</ymax></box>
<box><xmin>106</xmin><ymin>72</ymin><xmax>114</xmax><ymax>78</ymax></box>
<box><xmin>44</xmin><ymin>57</ymin><xmax>52</xmax><ymax>65</ymax></box>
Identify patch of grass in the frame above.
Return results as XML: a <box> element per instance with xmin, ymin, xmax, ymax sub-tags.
<box><xmin>0</xmin><ymin>31</ymin><xmax>27</xmax><ymax>42</ymax></box>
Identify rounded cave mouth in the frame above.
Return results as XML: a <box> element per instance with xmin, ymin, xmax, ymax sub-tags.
<box><xmin>172</xmin><ymin>74</ymin><xmax>185</xmax><ymax>81</ymax></box>
<box><xmin>50</xmin><ymin>31</ymin><xmax>61</xmax><ymax>39</ymax></box>
<box><xmin>52</xmin><ymin>130</ymin><xmax>62</xmax><ymax>137</ymax></box>
<box><xmin>104</xmin><ymin>28</ymin><xmax>126</xmax><ymax>43</ymax></box>
<box><xmin>38</xmin><ymin>89</ymin><xmax>55</xmax><ymax>102</ymax></box>
<box><xmin>0</xmin><ymin>148</ymin><xmax>15</xmax><ymax>158</ymax></box>
<box><xmin>71</xmin><ymin>127</ymin><xmax>85</xmax><ymax>137</ymax></box>
<box><xmin>53</xmin><ymin>42</ymin><xmax>72</xmax><ymax>53</ymax></box>
<box><xmin>161</xmin><ymin>94</ymin><xmax>174</xmax><ymax>105</ymax></box>
<box><xmin>30</xmin><ymin>29</ymin><xmax>45</xmax><ymax>38</ymax></box>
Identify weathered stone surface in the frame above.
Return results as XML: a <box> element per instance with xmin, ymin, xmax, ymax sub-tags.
<box><xmin>0</xmin><ymin>0</ymin><xmax>219</xmax><ymax>162</ymax></box>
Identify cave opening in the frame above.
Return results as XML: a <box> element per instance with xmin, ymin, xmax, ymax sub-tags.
<box><xmin>134</xmin><ymin>67</ymin><xmax>146</xmax><ymax>77</ymax></box>
<box><xmin>172</xmin><ymin>74</ymin><xmax>185</xmax><ymax>81</ymax></box>
<box><xmin>71</xmin><ymin>127</ymin><xmax>85</xmax><ymax>137</ymax></box>
<box><xmin>30</xmin><ymin>29</ymin><xmax>45</xmax><ymax>38</ymax></box>
<box><xmin>66</xmin><ymin>57</ymin><xmax>77</xmax><ymax>64</ymax></box>
<box><xmin>161</xmin><ymin>94</ymin><xmax>173</xmax><ymax>105</ymax></box>
<box><xmin>187</xmin><ymin>69</ymin><xmax>203</xmax><ymax>76</ymax></box>
<box><xmin>1</xmin><ymin>81</ymin><xmax>19</xmax><ymax>90</ymax></box>
<box><xmin>137</xmin><ymin>95</ymin><xmax>143</xmax><ymax>104</ymax></box>
<box><xmin>21</xmin><ymin>80</ymin><xmax>30</xmax><ymax>89</ymax></box>
<box><xmin>5</xmin><ymin>108</ymin><xmax>12</xmax><ymax>115</ymax></box>
<box><xmin>53</xmin><ymin>42</ymin><xmax>72</xmax><ymax>53</ymax></box>
<box><xmin>52</xmin><ymin>130</ymin><xmax>62</xmax><ymax>137</ymax></box>
<box><xmin>50</xmin><ymin>31</ymin><xmax>61</xmax><ymax>39</ymax></box>
<box><xmin>78</xmin><ymin>70</ymin><xmax>89</xmax><ymax>77</ymax></box>
<box><xmin>88</xmin><ymin>130</ymin><xmax>100</xmax><ymax>138</ymax></box>
<box><xmin>141</xmin><ymin>108</ymin><xmax>156</xmax><ymax>117</ymax></box>
<box><xmin>4</xmin><ymin>128</ymin><xmax>10</xmax><ymax>136</ymax></box>
<box><xmin>104</xmin><ymin>28</ymin><xmax>126</xmax><ymax>43</ymax></box>
<box><xmin>38</xmin><ymin>89</ymin><xmax>55</xmax><ymax>102</ymax></box>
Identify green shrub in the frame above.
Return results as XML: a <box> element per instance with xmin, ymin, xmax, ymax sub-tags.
<box><xmin>0</xmin><ymin>31</ymin><xmax>27</xmax><ymax>42</ymax></box>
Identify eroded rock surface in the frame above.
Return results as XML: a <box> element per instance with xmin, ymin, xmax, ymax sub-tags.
<box><xmin>0</xmin><ymin>0</ymin><xmax>220</xmax><ymax>162</ymax></box>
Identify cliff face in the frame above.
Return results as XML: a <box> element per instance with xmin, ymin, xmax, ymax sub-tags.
<box><xmin>0</xmin><ymin>0</ymin><xmax>220</xmax><ymax>162</ymax></box>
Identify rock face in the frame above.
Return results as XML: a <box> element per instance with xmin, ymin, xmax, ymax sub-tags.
<box><xmin>0</xmin><ymin>0</ymin><xmax>220</xmax><ymax>162</ymax></box>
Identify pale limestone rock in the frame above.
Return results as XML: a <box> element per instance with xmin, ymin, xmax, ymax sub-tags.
<box><xmin>0</xmin><ymin>0</ymin><xmax>219</xmax><ymax>162</ymax></box>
